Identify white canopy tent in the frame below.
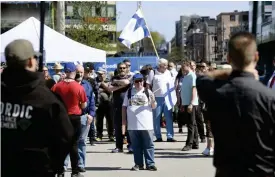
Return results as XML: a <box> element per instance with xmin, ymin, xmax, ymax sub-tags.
<box><xmin>0</xmin><ymin>17</ymin><xmax>106</xmax><ymax>63</ymax></box>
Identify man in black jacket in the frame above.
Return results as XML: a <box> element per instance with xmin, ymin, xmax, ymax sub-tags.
<box><xmin>197</xmin><ymin>32</ymin><xmax>275</xmax><ymax>177</ymax></box>
<box><xmin>1</xmin><ymin>39</ymin><xmax>74</xmax><ymax>177</ymax></box>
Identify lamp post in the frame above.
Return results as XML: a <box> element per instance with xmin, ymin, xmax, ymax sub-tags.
<box><xmin>38</xmin><ymin>1</ymin><xmax>45</xmax><ymax>72</ymax></box>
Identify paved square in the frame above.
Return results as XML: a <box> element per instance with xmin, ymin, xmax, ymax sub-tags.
<box><xmin>65</xmin><ymin>125</ymin><xmax>215</xmax><ymax>177</ymax></box>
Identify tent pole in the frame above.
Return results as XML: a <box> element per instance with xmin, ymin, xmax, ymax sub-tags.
<box><xmin>39</xmin><ymin>1</ymin><xmax>46</xmax><ymax>72</ymax></box>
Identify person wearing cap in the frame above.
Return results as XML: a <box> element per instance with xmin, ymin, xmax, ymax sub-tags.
<box><xmin>1</xmin><ymin>39</ymin><xmax>74</xmax><ymax>177</ymax></box>
<box><xmin>52</xmin><ymin>62</ymin><xmax>64</xmax><ymax>83</ymax></box>
<box><xmin>122</xmin><ymin>73</ymin><xmax>157</xmax><ymax>171</ymax></box>
<box><xmin>52</xmin><ymin>62</ymin><xmax>87</xmax><ymax>177</ymax></box>
<box><xmin>64</xmin><ymin>64</ymin><xmax>95</xmax><ymax>173</ymax></box>
<box><xmin>93</xmin><ymin>67</ymin><xmax>114</xmax><ymax>142</ymax></box>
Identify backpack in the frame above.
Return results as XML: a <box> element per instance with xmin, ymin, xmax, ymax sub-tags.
<box><xmin>127</xmin><ymin>87</ymin><xmax>150</xmax><ymax>106</ymax></box>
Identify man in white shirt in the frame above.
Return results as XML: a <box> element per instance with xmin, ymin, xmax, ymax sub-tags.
<box><xmin>122</xmin><ymin>73</ymin><xmax>157</xmax><ymax>171</ymax></box>
<box><xmin>267</xmin><ymin>57</ymin><xmax>275</xmax><ymax>90</ymax></box>
<box><xmin>168</xmin><ymin>62</ymin><xmax>178</xmax><ymax>82</ymax></box>
<box><xmin>146</xmin><ymin>58</ymin><xmax>177</xmax><ymax>142</ymax></box>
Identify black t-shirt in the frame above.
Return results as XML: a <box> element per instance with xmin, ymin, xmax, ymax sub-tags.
<box><xmin>111</xmin><ymin>75</ymin><xmax>131</xmax><ymax>108</ymax></box>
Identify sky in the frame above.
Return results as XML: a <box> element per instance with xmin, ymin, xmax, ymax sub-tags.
<box><xmin>116</xmin><ymin>1</ymin><xmax>249</xmax><ymax>41</ymax></box>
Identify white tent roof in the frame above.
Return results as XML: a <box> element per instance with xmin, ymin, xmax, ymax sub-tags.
<box><xmin>0</xmin><ymin>17</ymin><xmax>106</xmax><ymax>63</ymax></box>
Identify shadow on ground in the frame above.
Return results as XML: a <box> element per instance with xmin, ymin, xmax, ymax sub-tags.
<box><xmin>85</xmin><ymin>166</ymin><xmax>129</xmax><ymax>171</ymax></box>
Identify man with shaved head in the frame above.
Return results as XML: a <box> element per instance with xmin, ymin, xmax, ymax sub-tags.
<box><xmin>63</xmin><ymin>64</ymin><xmax>95</xmax><ymax>174</ymax></box>
<box><xmin>196</xmin><ymin>32</ymin><xmax>275</xmax><ymax>177</ymax></box>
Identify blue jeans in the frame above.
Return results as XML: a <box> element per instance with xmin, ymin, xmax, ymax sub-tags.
<box><xmin>128</xmin><ymin>130</ymin><xmax>155</xmax><ymax>167</ymax></box>
<box><xmin>65</xmin><ymin>115</ymin><xmax>90</xmax><ymax>168</ymax></box>
<box><xmin>153</xmin><ymin>97</ymin><xmax>174</xmax><ymax>139</ymax></box>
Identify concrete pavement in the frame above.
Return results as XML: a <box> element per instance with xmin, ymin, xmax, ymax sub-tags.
<box><xmin>64</xmin><ymin>125</ymin><xmax>215</xmax><ymax>177</ymax></box>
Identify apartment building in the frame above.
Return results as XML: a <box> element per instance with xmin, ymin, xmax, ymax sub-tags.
<box><xmin>1</xmin><ymin>2</ymin><xmax>51</xmax><ymax>34</ymax></box>
<box><xmin>175</xmin><ymin>16</ymin><xmax>190</xmax><ymax>56</ymax></box>
<box><xmin>216</xmin><ymin>10</ymin><xmax>249</xmax><ymax>61</ymax></box>
<box><xmin>249</xmin><ymin>1</ymin><xmax>275</xmax><ymax>81</ymax></box>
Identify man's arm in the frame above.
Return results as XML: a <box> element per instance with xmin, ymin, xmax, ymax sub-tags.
<box><xmin>89</xmin><ymin>86</ymin><xmax>96</xmax><ymax>117</ymax></box>
<box><xmin>146</xmin><ymin>70</ymin><xmax>154</xmax><ymax>90</ymax></box>
<box><xmin>79</xmin><ymin>86</ymin><xmax>88</xmax><ymax>109</ymax></box>
<box><xmin>50</xmin><ymin>101</ymin><xmax>74</xmax><ymax>171</ymax></box>
<box><xmin>122</xmin><ymin>93</ymin><xmax>128</xmax><ymax>135</ymax></box>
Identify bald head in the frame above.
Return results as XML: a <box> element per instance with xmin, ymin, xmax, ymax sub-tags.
<box><xmin>75</xmin><ymin>65</ymin><xmax>84</xmax><ymax>82</ymax></box>
<box><xmin>76</xmin><ymin>64</ymin><xmax>84</xmax><ymax>72</ymax></box>
<box><xmin>228</xmin><ymin>32</ymin><xmax>258</xmax><ymax>70</ymax></box>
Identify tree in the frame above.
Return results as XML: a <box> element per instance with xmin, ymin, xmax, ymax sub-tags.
<box><xmin>168</xmin><ymin>47</ymin><xmax>184</xmax><ymax>64</ymax></box>
<box><xmin>65</xmin><ymin>1</ymin><xmax>116</xmax><ymax>51</ymax></box>
<box><xmin>116</xmin><ymin>30</ymin><xmax>166</xmax><ymax>52</ymax></box>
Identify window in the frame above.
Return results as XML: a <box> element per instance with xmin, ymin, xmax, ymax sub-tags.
<box><xmin>66</xmin><ymin>5</ymin><xmax>73</xmax><ymax>16</ymax></box>
<box><xmin>230</xmin><ymin>15</ymin><xmax>235</xmax><ymax>21</ymax></box>
<box><xmin>212</xmin><ymin>36</ymin><xmax>215</xmax><ymax>41</ymax></box>
<box><xmin>107</xmin><ymin>6</ymin><xmax>115</xmax><ymax>17</ymax></box>
<box><xmin>101</xmin><ymin>6</ymin><xmax>107</xmax><ymax>17</ymax></box>
<box><xmin>242</xmin><ymin>14</ymin><xmax>248</xmax><ymax>21</ymax></box>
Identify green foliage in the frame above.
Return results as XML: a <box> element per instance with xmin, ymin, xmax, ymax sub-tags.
<box><xmin>168</xmin><ymin>47</ymin><xmax>184</xmax><ymax>64</ymax></box>
<box><xmin>65</xmin><ymin>1</ymin><xmax>115</xmax><ymax>51</ymax></box>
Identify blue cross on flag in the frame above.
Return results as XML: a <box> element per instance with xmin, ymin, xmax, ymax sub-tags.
<box><xmin>118</xmin><ymin>9</ymin><xmax>150</xmax><ymax>49</ymax></box>
<box><xmin>163</xmin><ymin>81</ymin><xmax>177</xmax><ymax>110</ymax></box>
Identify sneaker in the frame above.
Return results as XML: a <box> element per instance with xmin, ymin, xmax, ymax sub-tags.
<box><xmin>128</xmin><ymin>147</ymin><xmax>133</xmax><ymax>154</ymax></box>
<box><xmin>111</xmin><ymin>148</ymin><xmax>123</xmax><ymax>153</ymax></box>
<box><xmin>71</xmin><ymin>173</ymin><xmax>84</xmax><ymax>177</ymax></box>
<box><xmin>95</xmin><ymin>137</ymin><xmax>102</xmax><ymax>142</ymax></box>
<box><xmin>167</xmin><ymin>138</ymin><xmax>177</xmax><ymax>142</ymax></box>
<box><xmin>78</xmin><ymin>167</ymin><xmax>86</xmax><ymax>172</ymax></box>
<box><xmin>181</xmin><ymin>146</ymin><xmax>191</xmax><ymax>151</ymax></box>
<box><xmin>202</xmin><ymin>148</ymin><xmax>214</xmax><ymax>156</ymax></box>
<box><xmin>146</xmin><ymin>165</ymin><xmax>157</xmax><ymax>171</ymax></box>
<box><xmin>192</xmin><ymin>144</ymin><xmax>199</xmax><ymax>149</ymax></box>
<box><xmin>154</xmin><ymin>138</ymin><xmax>163</xmax><ymax>142</ymax></box>
<box><xmin>131</xmin><ymin>165</ymin><xmax>144</xmax><ymax>171</ymax></box>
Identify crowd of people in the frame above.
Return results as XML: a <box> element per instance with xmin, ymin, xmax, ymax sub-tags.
<box><xmin>1</xmin><ymin>31</ymin><xmax>275</xmax><ymax>177</ymax></box>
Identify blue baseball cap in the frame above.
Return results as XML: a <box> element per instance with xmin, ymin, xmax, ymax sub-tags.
<box><xmin>64</xmin><ymin>62</ymin><xmax>76</xmax><ymax>73</ymax></box>
<box><xmin>133</xmin><ymin>73</ymin><xmax>143</xmax><ymax>80</ymax></box>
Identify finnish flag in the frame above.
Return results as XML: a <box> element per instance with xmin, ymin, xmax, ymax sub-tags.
<box><xmin>163</xmin><ymin>81</ymin><xmax>177</xmax><ymax>110</ymax></box>
<box><xmin>118</xmin><ymin>9</ymin><xmax>150</xmax><ymax>48</ymax></box>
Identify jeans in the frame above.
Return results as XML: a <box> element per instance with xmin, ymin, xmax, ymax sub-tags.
<box><xmin>128</xmin><ymin>130</ymin><xmax>155</xmax><ymax>167</ymax></box>
<box><xmin>153</xmin><ymin>97</ymin><xmax>174</xmax><ymax>139</ymax></box>
<box><xmin>65</xmin><ymin>115</ymin><xmax>90</xmax><ymax>169</ymax></box>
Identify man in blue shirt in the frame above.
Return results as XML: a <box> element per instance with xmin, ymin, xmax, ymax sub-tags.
<box><xmin>180</xmin><ymin>60</ymin><xmax>199</xmax><ymax>151</ymax></box>
<box><xmin>64</xmin><ymin>65</ymin><xmax>95</xmax><ymax>174</ymax></box>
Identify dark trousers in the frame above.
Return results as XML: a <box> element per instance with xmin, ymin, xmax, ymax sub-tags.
<box><xmin>67</xmin><ymin>115</ymin><xmax>81</xmax><ymax>173</ymax></box>
<box><xmin>96</xmin><ymin>102</ymin><xmax>114</xmax><ymax>138</ymax></box>
<box><xmin>196</xmin><ymin>103</ymin><xmax>206</xmax><ymax>140</ymax></box>
<box><xmin>183</xmin><ymin>105</ymin><xmax>199</xmax><ymax>146</ymax></box>
<box><xmin>203</xmin><ymin>110</ymin><xmax>213</xmax><ymax>138</ymax></box>
<box><xmin>177</xmin><ymin>111</ymin><xmax>185</xmax><ymax>128</ymax></box>
<box><xmin>114</xmin><ymin>107</ymin><xmax>123</xmax><ymax>149</ymax></box>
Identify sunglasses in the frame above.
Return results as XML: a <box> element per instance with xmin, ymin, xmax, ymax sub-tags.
<box><xmin>134</xmin><ymin>79</ymin><xmax>143</xmax><ymax>83</ymax></box>
<box><xmin>127</xmin><ymin>65</ymin><xmax>131</xmax><ymax>67</ymax></box>
<box><xmin>119</xmin><ymin>67</ymin><xmax>126</xmax><ymax>70</ymax></box>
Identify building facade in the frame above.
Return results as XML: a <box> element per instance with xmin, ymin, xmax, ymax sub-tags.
<box><xmin>1</xmin><ymin>2</ymin><xmax>52</xmax><ymax>34</ymax></box>
<box><xmin>65</xmin><ymin>1</ymin><xmax>117</xmax><ymax>55</ymax></box>
<box><xmin>249</xmin><ymin>1</ymin><xmax>275</xmax><ymax>83</ymax></box>
<box><xmin>216</xmin><ymin>10</ymin><xmax>249</xmax><ymax>61</ymax></box>
<box><xmin>175</xmin><ymin>16</ymin><xmax>190</xmax><ymax>56</ymax></box>
<box><xmin>186</xmin><ymin>16</ymin><xmax>217</xmax><ymax>63</ymax></box>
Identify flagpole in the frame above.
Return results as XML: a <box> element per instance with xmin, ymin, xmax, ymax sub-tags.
<box><xmin>139</xmin><ymin>5</ymin><xmax>160</xmax><ymax>59</ymax></box>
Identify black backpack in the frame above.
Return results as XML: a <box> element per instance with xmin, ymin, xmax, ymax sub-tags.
<box><xmin>127</xmin><ymin>86</ymin><xmax>150</xmax><ymax>105</ymax></box>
